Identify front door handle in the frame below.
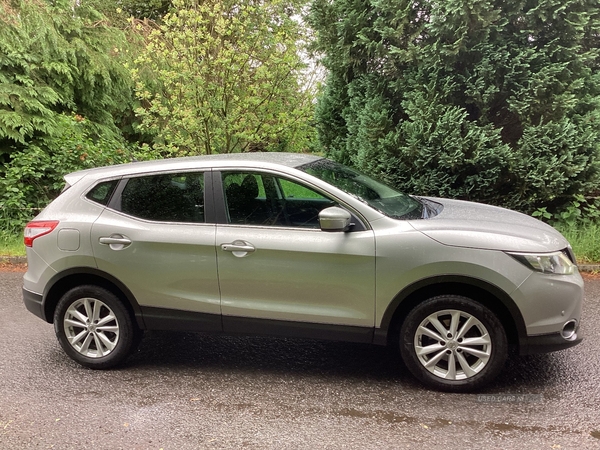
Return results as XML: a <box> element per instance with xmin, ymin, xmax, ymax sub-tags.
<box><xmin>99</xmin><ymin>235</ymin><xmax>132</xmax><ymax>250</ymax></box>
<box><xmin>221</xmin><ymin>240</ymin><xmax>255</xmax><ymax>256</ymax></box>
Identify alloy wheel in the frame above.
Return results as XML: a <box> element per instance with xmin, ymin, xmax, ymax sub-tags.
<box><xmin>414</xmin><ymin>309</ymin><xmax>492</xmax><ymax>381</ymax></box>
<box><xmin>63</xmin><ymin>297</ymin><xmax>120</xmax><ymax>358</ymax></box>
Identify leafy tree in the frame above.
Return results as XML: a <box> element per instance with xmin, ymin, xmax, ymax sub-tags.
<box><xmin>88</xmin><ymin>0</ymin><xmax>172</xmax><ymax>23</ymax></box>
<box><xmin>310</xmin><ymin>0</ymin><xmax>600</xmax><ymax>213</ymax></box>
<box><xmin>132</xmin><ymin>0</ymin><xmax>315</xmax><ymax>155</ymax></box>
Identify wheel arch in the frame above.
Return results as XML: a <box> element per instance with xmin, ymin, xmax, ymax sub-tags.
<box><xmin>42</xmin><ymin>267</ymin><xmax>145</xmax><ymax>329</ymax></box>
<box><xmin>376</xmin><ymin>275</ymin><xmax>527</xmax><ymax>349</ymax></box>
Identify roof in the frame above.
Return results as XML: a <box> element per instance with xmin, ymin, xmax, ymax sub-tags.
<box><xmin>64</xmin><ymin>152</ymin><xmax>324</xmax><ymax>186</ymax></box>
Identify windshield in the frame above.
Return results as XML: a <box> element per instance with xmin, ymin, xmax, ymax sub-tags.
<box><xmin>299</xmin><ymin>159</ymin><xmax>423</xmax><ymax>220</ymax></box>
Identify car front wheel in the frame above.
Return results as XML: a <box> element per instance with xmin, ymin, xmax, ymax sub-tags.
<box><xmin>54</xmin><ymin>285</ymin><xmax>139</xmax><ymax>369</ymax></box>
<box><xmin>400</xmin><ymin>295</ymin><xmax>508</xmax><ymax>392</ymax></box>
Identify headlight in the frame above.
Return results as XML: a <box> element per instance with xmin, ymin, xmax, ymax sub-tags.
<box><xmin>508</xmin><ymin>251</ymin><xmax>576</xmax><ymax>275</ymax></box>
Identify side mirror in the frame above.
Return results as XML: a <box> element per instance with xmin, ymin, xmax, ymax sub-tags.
<box><xmin>319</xmin><ymin>207</ymin><xmax>352</xmax><ymax>232</ymax></box>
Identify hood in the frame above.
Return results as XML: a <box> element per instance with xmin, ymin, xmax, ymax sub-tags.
<box><xmin>410</xmin><ymin>198</ymin><xmax>569</xmax><ymax>253</ymax></box>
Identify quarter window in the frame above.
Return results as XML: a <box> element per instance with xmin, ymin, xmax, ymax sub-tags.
<box><xmin>120</xmin><ymin>172</ymin><xmax>205</xmax><ymax>223</ymax></box>
<box><xmin>86</xmin><ymin>180</ymin><xmax>119</xmax><ymax>206</ymax></box>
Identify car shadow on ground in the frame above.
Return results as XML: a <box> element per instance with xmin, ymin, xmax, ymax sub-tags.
<box><xmin>127</xmin><ymin>331</ymin><xmax>409</xmax><ymax>380</ymax></box>
<box><xmin>115</xmin><ymin>330</ymin><xmax>572</xmax><ymax>393</ymax></box>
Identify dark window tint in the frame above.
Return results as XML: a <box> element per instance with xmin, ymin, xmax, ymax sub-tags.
<box><xmin>120</xmin><ymin>172</ymin><xmax>205</xmax><ymax>223</ymax></box>
<box><xmin>222</xmin><ymin>172</ymin><xmax>335</xmax><ymax>228</ymax></box>
<box><xmin>86</xmin><ymin>180</ymin><xmax>119</xmax><ymax>206</ymax></box>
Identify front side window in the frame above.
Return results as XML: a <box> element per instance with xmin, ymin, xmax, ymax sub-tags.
<box><xmin>222</xmin><ymin>172</ymin><xmax>336</xmax><ymax>228</ymax></box>
<box><xmin>120</xmin><ymin>172</ymin><xmax>205</xmax><ymax>223</ymax></box>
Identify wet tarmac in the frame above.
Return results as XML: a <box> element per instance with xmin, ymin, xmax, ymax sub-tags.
<box><xmin>1</xmin><ymin>270</ymin><xmax>599</xmax><ymax>449</ymax></box>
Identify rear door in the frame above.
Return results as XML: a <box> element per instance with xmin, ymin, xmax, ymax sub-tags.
<box><xmin>90</xmin><ymin>171</ymin><xmax>221</xmax><ymax>330</ymax></box>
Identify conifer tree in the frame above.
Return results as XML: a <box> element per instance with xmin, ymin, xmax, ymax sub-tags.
<box><xmin>310</xmin><ymin>0</ymin><xmax>600</xmax><ymax>212</ymax></box>
<box><xmin>0</xmin><ymin>0</ymin><xmax>135</xmax><ymax>156</ymax></box>
<box><xmin>0</xmin><ymin>0</ymin><xmax>138</xmax><ymax>230</ymax></box>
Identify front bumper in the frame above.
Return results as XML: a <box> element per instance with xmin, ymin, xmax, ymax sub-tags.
<box><xmin>519</xmin><ymin>325</ymin><xmax>583</xmax><ymax>355</ymax></box>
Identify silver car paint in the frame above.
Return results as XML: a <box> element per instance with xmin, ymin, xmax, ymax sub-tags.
<box><xmin>216</xmin><ymin>224</ymin><xmax>375</xmax><ymax>326</ymax></box>
<box><xmin>23</xmin><ymin>181</ymin><xmax>104</xmax><ymax>295</ymax></box>
<box><xmin>375</xmin><ymin>218</ymin><xmax>516</xmax><ymax>307</ymax></box>
<box><xmin>91</xmin><ymin>208</ymin><xmax>221</xmax><ymax>315</ymax></box>
<box><xmin>509</xmin><ymin>271</ymin><xmax>583</xmax><ymax>335</ymax></box>
<box><xmin>412</xmin><ymin>197</ymin><xmax>569</xmax><ymax>252</ymax></box>
<box><xmin>24</xmin><ymin>153</ymin><xmax>584</xmax><ymax>344</ymax></box>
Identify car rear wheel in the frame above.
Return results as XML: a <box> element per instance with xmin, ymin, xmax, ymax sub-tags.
<box><xmin>400</xmin><ymin>295</ymin><xmax>507</xmax><ymax>392</ymax></box>
<box><xmin>54</xmin><ymin>285</ymin><xmax>140</xmax><ymax>369</ymax></box>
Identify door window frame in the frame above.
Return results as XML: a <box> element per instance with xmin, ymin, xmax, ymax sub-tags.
<box><xmin>211</xmin><ymin>169</ymin><xmax>368</xmax><ymax>231</ymax></box>
<box><xmin>103</xmin><ymin>170</ymin><xmax>218</xmax><ymax>224</ymax></box>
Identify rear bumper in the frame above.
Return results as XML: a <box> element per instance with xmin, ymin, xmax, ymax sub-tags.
<box><xmin>22</xmin><ymin>287</ymin><xmax>48</xmax><ymax>322</ymax></box>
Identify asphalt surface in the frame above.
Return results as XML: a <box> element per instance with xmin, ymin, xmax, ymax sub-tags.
<box><xmin>1</xmin><ymin>270</ymin><xmax>599</xmax><ymax>449</ymax></box>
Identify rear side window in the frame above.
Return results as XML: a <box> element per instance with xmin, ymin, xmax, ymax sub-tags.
<box><xmin>86</xmin><ymin>180</ymin><xmax>119</xmax><ymax>206</ymax></box>
<box><xmin>120</xmin><ymin>172</ymin><xmax>205</xmax><ymax>223</ymax></box>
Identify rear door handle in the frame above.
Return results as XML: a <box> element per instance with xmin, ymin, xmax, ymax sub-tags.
<box><xmin>221</xmin><ymin>240</ymin><xmax>255</xmax><ymax>256</ymax></box>
<box><xmin>99</xmin><ymin>235</ymin><xmax>132</xmax><ymax>250</ymax></box>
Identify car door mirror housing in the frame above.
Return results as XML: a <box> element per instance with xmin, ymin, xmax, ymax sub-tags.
<box><xmin>319</xmin><ymin>207</ymin><xmax>352</xmax><ymax>232</ymax></box>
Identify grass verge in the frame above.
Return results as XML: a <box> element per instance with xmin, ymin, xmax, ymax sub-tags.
<box><xmin>0</xmin><ymin>232</ymin><xmax>25</xmax><ymax>257</ymax></box>
<box><xmin>554</xmin><ymin>222</ymin><xmax>600</xmax><ymax>265</ymax></box>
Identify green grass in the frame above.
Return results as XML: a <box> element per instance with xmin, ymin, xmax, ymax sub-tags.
<box><xmin>0</xmin><ymin>232</ymin><xmax>25</xmax><ymax>257</ymax></box>
<box><xmin>555</xmin><ymin>222</ymin><xmax>600</xmax><ymax>265</ymax></box>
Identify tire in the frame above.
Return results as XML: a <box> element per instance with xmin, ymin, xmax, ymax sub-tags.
<box><xmin>399</xmin><ymin>295</ymin><xmax>507</xmax><ymax>392</ymax></box>
<box><xmin>54</xmin><ymin>285</ymin><xmax>141</xmax><ymax>369</ymax></box>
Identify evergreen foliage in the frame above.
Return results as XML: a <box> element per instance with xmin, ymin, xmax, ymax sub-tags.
<box><xmin>310</xmin><ymin>0</ymin><xmax>600</xmax><ymax>213</ymax></box>
<box><xmin>0</xmin><ymin>0</ymin><xmax>140</xmax><ymax>230</ymax></box>
<box><xmin>89</xmin><ymin>0</ymin><xmax>172</xmax><ymax>23</ymax></box>
<box><xmin>0</xmin><ymin>0</ymin><xmax>135</xmax><ymax>152</ymax></box>
<box><xmin>132</xmin><ymin>0</ymin><xmax>315</xmax><ymax>155</ymax></box>
<box><xmin>117</xmin><ymin>0</ymin><xmax>172</xmax><ymax>21</ymax></box>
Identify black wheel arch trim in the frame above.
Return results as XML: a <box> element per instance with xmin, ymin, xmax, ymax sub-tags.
<box><xmin>375</xmin><ymin>275</ymin><xmax>528</xmax><ymax>348</ymax></box>
<box><xmin>41</xmin><ymin>267</ymin><xmax>145</xmax><ymax>328</ymax></box>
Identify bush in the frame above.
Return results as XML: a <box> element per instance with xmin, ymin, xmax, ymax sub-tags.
<box><xmin>0</xmin><ymin>114</ymin><xmax>135</xmax><ymax>230</ymax></box>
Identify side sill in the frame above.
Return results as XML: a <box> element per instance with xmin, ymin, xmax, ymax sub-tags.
<box><xmin>140</xmin><ymin>306</ymin><xmax>375</xmax><ymax>344</ymax></box>
<box><xmin>141</xmin><ymin>306</ymin><xmax>222</xmax><ymax>333</ymax></box>
<box><xmin>223</xmin><ymin>316</ymin><xmax>374</xmax><ymax>344</ymax></box>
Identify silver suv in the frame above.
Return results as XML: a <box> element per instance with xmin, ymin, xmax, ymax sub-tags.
<box><xmin>22</xmin><ymin>153</ymin><xmax>583</xmax><ymax>392</ymax></box>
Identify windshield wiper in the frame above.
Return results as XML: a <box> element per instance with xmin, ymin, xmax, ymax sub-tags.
<box><xmin>413</xmin><ymin>197</ymin><xmax>443</xmax><ymax>219</ymax></box>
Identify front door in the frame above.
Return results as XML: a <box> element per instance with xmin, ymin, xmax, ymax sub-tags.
<box><xmin>214</xmin><ymin>171</ymin><xmax>376</xmax><ymax>332</ymax></box>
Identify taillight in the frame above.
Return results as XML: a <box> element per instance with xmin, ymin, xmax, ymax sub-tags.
<box><xmin>24</xmin><ymin>221</ymin><xmax>60</xmax><ymax>247</ymax></box>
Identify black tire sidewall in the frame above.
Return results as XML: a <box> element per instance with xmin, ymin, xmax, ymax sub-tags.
<box><xmin>400</xmin><ymin>295</ymin><xmax>508</xmax><ymax>392</ymax></box>
<box><xmin>54</xmin><ymin>285</ymin><xmax>136</xmax><ymax>369</ymax></box>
